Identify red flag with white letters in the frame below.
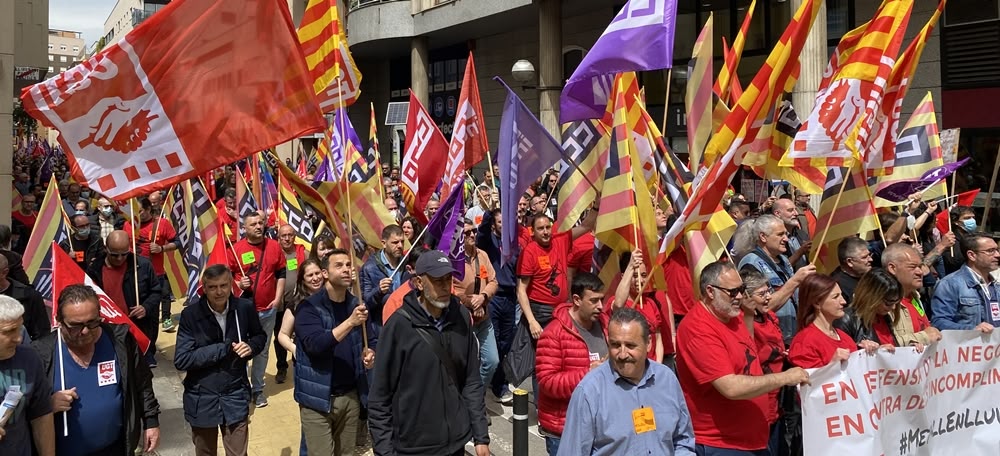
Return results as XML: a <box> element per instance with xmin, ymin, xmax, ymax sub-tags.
<box><xmin>20</xmin><ymin>0</ymin><xmax>324</xmax><ymax>201</ymax></box>
<box><xmin>440</xmin><ymin>53</ymin><xmax>489</xmax><ymax>201</ymax></box>
<box><xmin>51</xmin><ymin>242</ymin><xmax>152</xmax><ymax>354</ymax></box>
<box><xmin>400</xmin><ymin>90</ymin><xmax>449</xmax><ymax>224</ymax></box>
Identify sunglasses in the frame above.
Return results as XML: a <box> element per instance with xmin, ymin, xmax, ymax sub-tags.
<box><xmin>63</xmin><ymin>318</ymin><xmax>102</xmax><ymax>334</ymax></box>
<box><xmin>463</xmin><ymin>229</ymin><xmax>476</xmax><ymax>237</ymax></box>
<box><xmin>709</xmin><ymin>284</ymin><xmax>747</xmax><ymax>299</ymax></box>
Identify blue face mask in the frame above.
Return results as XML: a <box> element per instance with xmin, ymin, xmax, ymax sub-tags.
<box><xmin>963</xmin><ymin>219</ymin><xmax>978</xmax><ymax>232</ymax></box>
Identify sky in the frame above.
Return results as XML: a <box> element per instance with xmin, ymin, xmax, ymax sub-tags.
<box><xmin>49</xmin><ymin>0</ymin><xmax>119</xmax><ymax>47</ymax></box>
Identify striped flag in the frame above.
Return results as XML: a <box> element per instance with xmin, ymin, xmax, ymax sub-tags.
<box><xmin>871</xmin><ymin>92</ymin><xmax>945</xmax><ymax>207</ymax></box>
<box><xmin>685</xmin><ymin>15</ymin><xmax>714</xmax><ymax>173</ymax></box>
<box><xmin>234</xmin><ymin>170</ymin><xmax>258</xmax><ymax>238</ymax></box>
<box><xmin>277</xmin><ymin>171</ymin><xmax>316</xmax><ymax>248</ymax></box>
<box><xmin>743</xmin><ymin>98</ymin><xmax>826</xmax><ymax>194</ymax></box>
<box><xmin>23</xmin><ymin>175</ymin><xmax>71</xmax><ymax>307</ymax></box>
<box><xmin>442</xmin><ymin>53</ymin><xmax>489</xmax><ymax>201</ymax></box>
<box><xmin>400</xmin><ymin>90</ymin><xmax>450</xmax><ymax>225</ymax></box>
<box><xmin>811</xmin><ymin>163</ymin><xmax>880</xmax><ymax>273</ymax></box>
<box><xmin>164</xmin><ymin>185</ymin><xmax>190</xmax><ymax>300</ymax></box>
<box><xmin>864</xmin><ymin>0</ymin><xmax>945</xmax><ymax>177</ymax></box>
<box><xmin>297</xmin><ymin>0</ymin><xmax>362</xmax><ymax>110</ymax></box>
<box><xmin>170</xmin><ymin>178</ymin><xmax>231</xmax><ymax>303</ymax></box>
<box><xmin>714</xmin><ymin>0</ymin><xmax>756</xmax><ymax>104</ymax></box>
<box><xmin>661</xmin><ymin>0</ymin><xmax>823</xmax><ymax>258</ymax></box>
<box><xmin>555</xmin><ymin>119</ymin><xmax>610</xmax><ymax>233</ymax></box>
<box><xmin>598</xmin><ymin>73</ymin><xmax>658</xmax><ymax>189</ymax></box>
<box><xmin>367</xmin><ymin>102</ymin><xmax>384</xmax><ymax>194</ymax></box>
<box><xmin>316</xmin><ymin>108</ymin><xmax>365</xmax><ymax>182</ymax></box>
<box><xmin>636</xmin><ymin>105</ymin><xmax>692</xmax><ymax>213</ymax></box>
<box><xmin>783</xmin><ymin>0</ymin><xmax>914</xmax><ymax>172</ymax></box>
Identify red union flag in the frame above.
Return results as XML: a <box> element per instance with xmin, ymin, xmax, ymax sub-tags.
<box><xmin>20</xmin><ymin>0</ymin><xmax>324</xmax><ymax>200</ymax></box>
<box><xmin>441</xmin><ymin>53</ymin><xmax>489</xmax><ymax>201</ymax></box>
<box><xmin>400</xmin><ymin>90</ymin><xmax>449</xmax><ymax>224</ymax></box>
<box><xmin>51</xmin><ymin>242</ymin><xmax>151</xmax><ymax>354</ymax></box>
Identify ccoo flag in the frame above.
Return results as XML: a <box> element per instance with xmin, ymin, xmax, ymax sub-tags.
<box><xmin>400</xmin><ymin>90</ymin><xmax>450</xmax><ymax>224</ymax></box>
<box><xmin>495</xmin><ymin>77</ymin><xmax>565</xmax><ymax>262</ymax></box>
<box><xmin>21</xmin><ymin>0</ymin><xmax>325</xmax><ymax>200</ymax></box>
<box><xmin>560</xmin><ymin>0</ymin><xmax>680</xmax><ymax>123</ymax></box>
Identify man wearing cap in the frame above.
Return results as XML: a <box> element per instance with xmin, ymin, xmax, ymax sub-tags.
<box><xmin>369</xmin><ymin>250</ymin><xmax>490</xmax><ymax>456</ymax></box>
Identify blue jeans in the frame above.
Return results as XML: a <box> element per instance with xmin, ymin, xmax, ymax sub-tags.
<box><xmin>545</xmin><ymin>436</ymin><xmax>560</xmax><ymax>456</ymax></box>
<box><xmin>696</xmin><ymin>444</ymin><xmax>770</xmax><ymax>456</ymax></box>
<box><xmin>251</xmin><ymin>307</ymin><xmax>277</xmax><ymax>394</ymax></box>
<box><xmin>474</xmin><ymin>320</ymin><xmax>499</xmax><ymax>388</ymax></box>
<box><xmin>489</xmin><ymin>294</ymin><xmax>518</xmax><ymax>396</ymax></box>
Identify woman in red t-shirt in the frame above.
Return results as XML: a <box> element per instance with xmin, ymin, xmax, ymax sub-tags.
<box><xmin>835</xmin><ymin>270</ymin><xmax>916</xmax><ymax>352</ymax></box>
<box><xmin>739</xmin><ymin>268</ymin><xmax>786</xmax><ymax>429</ymax></box>
<box><xmin>606</xmin><ymin>250</ymin><xmax>665</xmax><ymax>362</ymax></box>
<box><xmin>788</xmin><ymin>274</ymin><xmax>880</xmax><ymax>369</ymax></box>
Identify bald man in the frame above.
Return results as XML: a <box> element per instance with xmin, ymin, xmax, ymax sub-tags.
<box><xmin>275</xmin><ymin>224</ymin><xmax>306</xmax><ymax>383</ymax></box>
<box><xmin>86</xmin><ymin>231</ymin><xmax>162</xmax><ymax>366</ymax></box>
<box><xmin>0</xmin><ymin>254</ymin><xmax>49</xmax><ymax>341</ymax></box>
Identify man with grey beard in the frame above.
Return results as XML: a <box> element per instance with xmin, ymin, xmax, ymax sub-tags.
<box><xmin>675</xmin><ymin>261</ymin><xmax>809</xmax><ymax>455</ymax></box>
<box><xmin>368</xmin><ymin>250</ymin><xmax>491</xmax><ymax>456</ymax></box>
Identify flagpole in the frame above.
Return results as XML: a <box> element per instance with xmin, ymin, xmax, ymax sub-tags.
<box><xmin>336</xmin><ymin>79</ymin><xmax>369</xmax><ymax>353</ymax></box>
<box><xmin>370</xmin><ymin>102</ymin><xmax>386</xmax><ymax>201</ymax></box>
<box><xmin>982</xmin><ymin>144</ymin><xmax>1000</xmax><ymax>232</ymax></box>
<box><xmin>660</xmin><ymin>68</ymin><xmax>673</xmax><ymax>136</ymax></box>
<box><xmin>485</xmin><ymin>148</ymin><xmax>498</xmax><ymax>198</ymax></box>
<box><xmin>129</xmin><ymin>204</ymin><xmax>143</xmax><ymax>329</ymax></box>
<box><xmin>810</xmin><ymin>170</ymin><xmax>853</xmax><ymax>265</ymax></box>
<box><xmin>624</xmin><ymin>134</ymin><xmax>644</xmax><ymax>310</ymax></box>
<box><xmin>57</xmin><ymin>327</ymin><xmax>68</xmax><ymax>437</ymax></box>
<box><xmin>225</xmin><ymin>234</ymin><xmax>246</xmax><ymax>277</ymax></box>
<box><xmin>562</xmin><ymin>150</ymin><xmax>601</xmax><ymax>194</ymax></box>
<box><xmin>151</xmin><ymin>185</ymin><xmax>175</xmax><ymax>245</ymax></box>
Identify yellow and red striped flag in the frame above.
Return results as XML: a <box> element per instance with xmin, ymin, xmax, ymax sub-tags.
<box><xmin>297</xmin><ymin>0</ymin><xmax>362</xmax><ymax>110</ymax></box>
<box><xmin>685</xmin><ymin>14</ymin><xmax>714</xmax><ymax>173</ymax></box>
<box><xmin>162</xmin><ymin>185</ymin><xmax>189</xmax><ymax>300</ymax></box>
<box><xmin>661</xmin><ymin>0</ymin><xmax>823</xmax><ymax>259</ymax></box>
<box><xmin>23</xmin><ymin>175</ymin><xmax>71</xmax><ymax>305</ymax></box>
<box><xmin>782</xmin><ymin>0</ymin><xmax>914</xmax><ymax>173</ymax></box>
<box><xmin>598</xmin><ymin>72</ymin><xmax>659</xmax><ymax>190</ymax></box>
<box><xmin>714</xmin><ymin>0</ymin><xmax>757</xmax><ymax>105</ymax></box>
<box><xmin>367</xmin><ymin>102</ymin><xmax>384</xmax><ymax>199</ymax></box>
<box><xmin>743</xmin><ymin>98</ymin><xmax>826</xmax><ymax>194</ymax></box>
<box><xmin>864</xmin><ymin>0</ymin><xmax>945</xmax><ymax>177</ymax></box>
<box><xmin>555</xmin><ymin>119</ymin><xmax>610</xmax><ymax>233</ymax></box>
<box><xmin>811</xmin><ymin>161</ymin><xmax>880</xmax><ymax>273</ymax></box>
<box><xmin>872</xmin><ymin>92</ymin><xmax>945</xmax><ymax>207</ymax></box>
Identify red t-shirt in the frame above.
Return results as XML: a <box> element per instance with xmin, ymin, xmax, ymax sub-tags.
<box><xmin>873</xmin><ymin>317</ymin><xmax>895</xmax><ymax>345</ymax></box>
<box><xmin>753</xmin><ymin>311</ymin><xmax>786</xmax><ymax>425</ymax></box>
<box><xmin>567</xmin><ymin>232</ymin><xmax>594</xmax><ymax>272</ymax></box>
<box><xmin>604</xmin><ymin>293</ymin><xmax>667</xmax><ymax>359</ymax></box>
<box><xmin>11</xmin><ymin>211</ymin><xmax>36</xmax><ymax>229</ymax></box>
<box><xmin>229</xmin><ymin>238</ymin><xmax>286</xmax><ymax>311</ymax></box>
<box><xmin>102</xmin><ymin>262</ymin><xmax>129</xmax><ymax>315</ymax></box>
<box><xmin>677</xmin><ymin>302</ymin><xmax>770</xmax><ymax>450</ymax></box>
<box><xmin>215</xmin><ymin>199</ymin><xmax>238</xmax><ymax>243</ymax></box>
<box><xmin>902</xmin><ymin>297</ymin><xmax>930</xmax><ymax>332</ymax></box>
<box><xmin>788</xmin><ymin>324</ymin><xmax>857</xmax><ymax>369</ymax></box>
<box><xmin>517</xmin><ymin>232</ymin><xmax>572</xmax><ymax>305</ymax></box>
<box><xmin>124</xmin><ymin>217</ymin><xmax>177</xmax><ymax>275</ymax></box>
<box><xmin>664</xmin><ymin>248</ymin><xmax>697</xmax><ymax>317</ymax></box>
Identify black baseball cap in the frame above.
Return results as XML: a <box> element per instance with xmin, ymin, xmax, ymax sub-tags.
<box><xmin>415</xmin><ymin>250</ymin><xmax>455</xmax><ymax>278</ymax></box>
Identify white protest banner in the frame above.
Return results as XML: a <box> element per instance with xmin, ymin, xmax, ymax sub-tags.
<box><xmin>800</xmin><ymin>331</ymin><xmax>1000</xmax><ymax>455</ymax></box>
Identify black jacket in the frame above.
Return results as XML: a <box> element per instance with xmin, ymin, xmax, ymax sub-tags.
<box><xmin>835</xmin><ymin>306</ymin><xmax>896</xmax><ymax>346</ymax></box>
<box><xmin>85</xmin><ymin>252</ymin><xmax>161</xmax><ymax>329</ymax></box>
<box><xmin>368</xmin><ymin>290</ymin><xmax>489</xmax><ymax>456</ymax></box>
<box><xmin>58</xmin><ymin>230</ymin><xmax>106</xmax><ymax>273</ymax></box>
<box><xmin>32</xmin><ymin>323</ymin><xmax>160</xmax><ymax>454</ymax></box>
<box><xmin>0</xmin><ymin>248</ymin><xmax>30</xmax><ymax>284</ymax></box>
<box><xmin>174</xmin><ymin>295</ymin><xmax>266</xmax><ymax>428</ymax></box>
<box><xmin>4</xmin><ymin>279</ymin><xmax>50</xmax><ymax>340</ymax></box>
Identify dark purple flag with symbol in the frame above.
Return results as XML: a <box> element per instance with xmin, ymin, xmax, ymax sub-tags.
<box><xmin>426</xmin><ymin>177</ymin><xmax>467</xmax><ymax>280</ymax></box>
<box><xmin>560</xmin><ymin>0</ymin><xmax>679</xmax><ymax>123</ymax></box>
<box><xmin>875</xmin><ymin>157</ymin><xmax>970</xmax><ymax>202</ymax></box>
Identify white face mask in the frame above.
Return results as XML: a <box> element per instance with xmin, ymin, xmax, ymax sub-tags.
<box><xmin>429</xmin><ymin>298</ymin><xmax>449</xmax><ymax>309</ymax></box>
<box><xmin>388</xmin><ymin>209</ymin><xmax>399</xmax><ymax>220</ymax></box>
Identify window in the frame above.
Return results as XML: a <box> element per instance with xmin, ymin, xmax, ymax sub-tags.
<box><xmin>60</xmin><ymin>45</ymin><xmax>66</xmax><ymax>51</ymax></box>
<box><xmin>945</xmin><ymin>0</ymin><xmax>999</xmax><ymax>26</ymax></box>
<box><xmin>47</xmin><ymin>44</ymin><xmax>53</xmax><ymax>50</ymax></box>
<box><xmin>563</xmin><ymin>47</ymin><xmax>587</xmax><ymax>78</ymax></box>
<box><xmin>60</xmin><ymin>56</ymin><xmax>67</xmax><ymax>62</ymax></box>
<box><xmin>48</xmin><ymin>66</ymin><xmax>54</xmax><ymax>73</ymax></box>
<box><xmin>48</xmin><ymin>55</ymin><xmax>54</xmax><ymax>61</ymax></box>
<box><xmin>73</xmin><ymin>46</ymin><xmax>80</xmax><ymax>52</ymax></box>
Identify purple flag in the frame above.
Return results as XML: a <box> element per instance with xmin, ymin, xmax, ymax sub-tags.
<box><xmin>875</xmin><ymin>157</ymin><xmax>970</xmax><ymax>202</ymax></box>
<box><xmin>315</xmin><ymin>107</ymin><xmax>364</xmax><ymax>183</ymax></box>
<box><xmin>560</xmin><ymin>0</ymin><xmax>679</xmax><ymax>123</ymax></box>
<box><xmin>426</xmin><ymin>177</ymin><xmax>467</xmax><ymax>281</ymax></box>
<box><xmin>495</xmin><ymin>77</ymin><xmax>565</xmax><ymax>262</ymax></box>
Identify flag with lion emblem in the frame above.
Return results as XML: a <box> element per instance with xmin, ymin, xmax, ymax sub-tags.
<box><xmin>20</xmin><ymin>0</ymin><xmax>325</xmax><ymax>200</ymax></box>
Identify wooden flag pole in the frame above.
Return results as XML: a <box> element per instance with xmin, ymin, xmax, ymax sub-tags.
<box><xmin>225</xmin><ymin>233</ymin><xmax>246</xmax><ymax>277</ymax></box>
<box><xmin>485</xmin><ymin>148</ymin><xmax>498</xmax><ymax>200</ymax></box>
<box><xmin>810</xmin><ymin>171</ymin><xmax>853</xmax><ymax>265</ymax></box>
<box><xmin>981</xmin><ymin>144</ymin><xmax>1000</xmax><ymax>232</ymax></box>
<box><xmin>336</xmin><ymin>79</ymin><xmax>369</xmax><ymax>352</ymax></box>
<box><xmin>660</xmin><ymin>68</ymin><xmax>673</xmax><ymax>136</ymax></box>
<box><xmin>625</xmin><ymin>140</ymin><xmax>644</xmax><ymax>310</ymax></box>
<box><xmin>150</xmin><ymin>185</ymin><xmax>175</xmax><ymax>245</ymax></box>
<box><xmin>129</xmin><ymin>205</ymin><xmax>143</xmax><ymax>323</ymax></box>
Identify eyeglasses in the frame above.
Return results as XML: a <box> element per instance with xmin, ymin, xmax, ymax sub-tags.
<box><xmin>976</xmin><ymin>248</ymin><xmax>1000</xmax><ymax>255</ymax></box>
<box><xmin>709</xmin><ymin>284</ymin><xmax>747</xmax><ymax>299</ymax></box>
<box><xmin>751</xmin><ymin>288</ymin><xmax>773</xmax><ymax>298</ymax></box>
<box><xmin>107</xmin><ymin>250</ymin><xmax>129</xmax><ymax>258</ymax></box>
<box><xmin>63</xmin><ymin>318</ymin><xmax>102</xmax><ymax>334</ymax></box>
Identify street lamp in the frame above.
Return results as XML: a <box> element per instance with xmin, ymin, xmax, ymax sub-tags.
<box><xmin>511</xmin><ymin>59</ymin><xmax>536</xmax><ymax>83</ymax></box>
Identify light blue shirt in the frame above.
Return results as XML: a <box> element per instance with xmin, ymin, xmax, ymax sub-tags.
<box><xmin>558</xmin><ymin>361</ymin><xmax>696</xmax><ymax>456</ymax></box>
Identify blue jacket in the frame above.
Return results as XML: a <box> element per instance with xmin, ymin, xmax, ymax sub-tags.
<box><xmin>360</xmin><ymin>251</ymin><xmax>402</xmax><ymax>324</ymax></box>
<box><xmin>174</xmin><ymin>296</ymin><xmax>266</xmax><ymax>428</ymax></box>
<box><xmin>931</xmin><ymin>266</ymin><xmax>1000</xmax><ymax>330</ymax></box>
<box><xmin>738</xmin><ymin>247</ymin><xmax>797</xmax><ymax>344</ymax></box>
<box><xmin>294</xmin><ymin>290</ymin><xmax>377</xmax><ymax>413</ymax></box>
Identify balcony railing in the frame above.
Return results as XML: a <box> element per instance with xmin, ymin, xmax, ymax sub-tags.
<box><xmin>131</xmin><ymin>9</ymin><xmax>155</xmax><ymax>27</ymax></box>
<box><xmin>349</xmin><ymin>0</ymin><xmax>397</xmax><ymax>11</ymax></box>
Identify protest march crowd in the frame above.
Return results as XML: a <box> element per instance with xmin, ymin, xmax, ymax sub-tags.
<box><xmin>1</xmin><ymin>0</ymin><xmax>992</xmax><ymax>455</ymax></box>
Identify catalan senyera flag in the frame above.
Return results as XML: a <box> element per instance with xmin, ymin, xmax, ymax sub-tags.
<box><xmin>556</xmin><ymin>119</ymin><xmax>610</xmax><ymax>233</ymax></box>
<box><xmin>714</xmin><ymin>0</ymin><xmax>756</xmax><ymax>105</ymax></box>
<box><xmin>21</xmin><ymin>0</ymin><xmax>325</xmax><ymax>200</ymax></box>
<box><xmin>23</xmin><ymin>175</ymin><xmax>71</xmax><ymax>306</ymax></box>
<box><xmin>871</xmin><ymin>92</ymin><xmax>945</xmax><ymax>207</ymax></box>
<box><xmin>811</xmin><ymin>162</ymin><xmax>880</xmax><ymax>274</ymax></box>
<box><xmin>661</xmin><ymin>0</ymin><xmax>823</xmax><ymax>258</ymax></box>
<box><xmin>783</xmin><ymin>0</ymin><xmax>914</xmax><ymax>172</ymax></box>
<box><xmin>864</xmin><ymin>0</ymin><xmax>945</xmax><ymax>177</ymax></box>
<box><xmin>598</xmin><ymin>73</ymin><xmax>658</xmax><ymax>189</ymax></box>
<box><xmin>743</xmin><ymin>98</ymin><xmax>826</xmax><ymax>194</ymax></box>
<box><xmin>635</xmin><ymin>104</ymin><xmax>692</xmax><ymax>212</ymax></box>
<box><xmin>367</xmin><ymin>102</ymin><xmax>384</xmax><ymax>197</ymax></box>
<box><xmin>400</xmin><ymin>90</ymin><xmax>450</xmax><ymax>224</ymax></box>
<box><xmin>686</xmin><ymin>15</ymin><xmax>714</xmax><ymax>173</ymax></box>
<box><xmin>163</xmin><ymin>184</ymin><xmax>189</xmax><ymax>300</ymax></box>
<box><xmin>273</xmin><ymin>154</ymin><xmax>351</xmax><ymax>248</ymax></box>
<box><xmin>596</xmin><ymin>75</ymin><xmax>659</xmax><ymax>283</ymax></box>
<box><xmin>297</xmin><ymin>0</ymin><xmax>362</xmax><ymax>110</ymax></box>
<box><xmin>441</xmin><ymin>53</ymin><xmax>489</xmax><ymax>201</ymax></box>
<box><xmin>171</xmin><ymin>178</ymin><xmax>230</xmax><ymax>303</ymax></box>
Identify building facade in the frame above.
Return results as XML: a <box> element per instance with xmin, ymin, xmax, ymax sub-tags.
<box><xmin>102</xmin><ymin>0</ymin><xmax>171</xmax><ymax>46</ymax></box>
<box><xmin>47</xmin><ymin>29</ymin><xmax>85</xmax><ymax>77</ymax></box>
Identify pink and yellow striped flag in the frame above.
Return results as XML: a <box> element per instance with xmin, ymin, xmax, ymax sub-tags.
<box><xmin>297</xmin><ymin>0</ymin><xmax>362</xmax><ymax>110</ymax></box>
<box><xmin>685</xmin><ymin>14</ymin><xmax>714</xmax><ymax>173</ymax></box>
<box><xmin>714</xmin><ymin>0</ymin><xmax>757</xmax><ymax>105</ymax></box>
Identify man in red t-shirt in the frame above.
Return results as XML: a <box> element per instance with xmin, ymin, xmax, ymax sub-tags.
<box><xmin>11</xmin><ymin>194</ymin><xmax>37</xmax><ymax>229</ymax></box>
<box><xmin>676</xmin><ymin>261</ymin><xmax>808</xmax><ymax>454</ymax></box>
<box><xmin>123</xmin><ymin>193</ymin><xmax>179</xmax><ymax>333</ymax></box>
<box><xmin>228</xmin><ymin>211</ymin><xmax>286</xmax><ymax>407</ymax></box>
<box><xmin>216</xmin><ymin>188</ymin><xmax>239</xmax><ymax>244</ymax></box>
<box><xmin>516</xmin><ymin>210</ymin><xmax>597</xmax><ymax>340</ymax></box>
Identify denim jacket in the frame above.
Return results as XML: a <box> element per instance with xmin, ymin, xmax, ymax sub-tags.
<box><xmin>931</xmin><ymin>265</ymin><xmax>1000</xmax><ymax>330</ymax></box>
<box><xmin>738</xmin><ymin>247</ymin><xmax>797</xmax><ymax>344</ymax></box>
